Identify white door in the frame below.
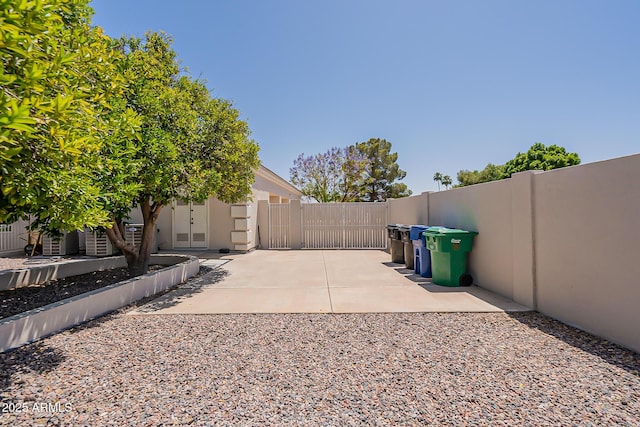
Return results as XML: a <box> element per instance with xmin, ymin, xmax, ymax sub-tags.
<box><xmin>173</xmin><ymin>200</ymin><xmax>208</xmax><ymax>248</ymax></box>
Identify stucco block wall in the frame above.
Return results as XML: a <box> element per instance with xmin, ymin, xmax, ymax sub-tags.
<box><xmin>421</xmin><ymin>154</ymin><xmax>640</xmax><ymax>352</ymax></box>
<box><xmin>533</xmin><ymin>154</ymin><xmax>640</xmax><ymax>353</ymax></box>
<box><xmin>388</xmin><ymin>192</ymin><xmax>430</xmax><ymax>225</ymax></box>
<box><xmin>429</xmin><ymin>179</ymin><xmax>514</xmax><ymax>298</ymax></box>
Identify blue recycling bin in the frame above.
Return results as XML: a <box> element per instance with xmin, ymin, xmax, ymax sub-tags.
<box><xmin>410</xmin><ymin>225</ymin><xmax>431</xmax><ymax>277</ymax></box>
<box><xmin>410</xmin><ymin>226</ymin><xmax>448</xmax><ymax>277</ymax></box>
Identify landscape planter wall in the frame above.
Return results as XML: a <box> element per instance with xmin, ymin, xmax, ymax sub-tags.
<box><xmin>0</xmin><ymin>256</ymin><xmax>128</xmax><ymax>291</ymax></box>
<box><xmin>0</xmin><ymin>255</ymin><xmax>199</xmax><ymax>353</ymax></box>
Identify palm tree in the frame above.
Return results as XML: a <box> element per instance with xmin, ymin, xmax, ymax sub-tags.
<box><xmin>433</xmin><ymin>172</ymin><xmax>442</xmax><ymax>191</ymax></box>
<box><xmin>442</xmin><ymin>175</ymin><xmax>452</xmax><ymax>190</ymax></box>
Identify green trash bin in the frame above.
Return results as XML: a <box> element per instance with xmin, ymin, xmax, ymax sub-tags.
<box><xmin>423</xmin><ymin>228</ymin><xmax>478</xmax><ymax>287</ymax></box>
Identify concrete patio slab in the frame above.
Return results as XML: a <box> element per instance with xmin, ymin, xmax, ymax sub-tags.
<box><xmin>130</xmin><ymin>250</ymin><xmax>531</xmax><ymax>315</ymax></box>
<box><xmin>137</xmin><ymin>287</ymin><xmax>333</xmax><ymax>314</ymax></box>
<box><xmin>322</xmin><ymin>250</ymin><xmax>418</xmax><ymax>288</ymax></box>
<box><xmin>208</xmin><ymin>251</ymin><xmax>328</xmax><ymax>289</ymax></box>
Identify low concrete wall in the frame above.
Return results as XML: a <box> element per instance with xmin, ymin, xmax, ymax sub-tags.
<box><xmin>0</xmin><ymin>256</ymin><xmax>127</xmax><ymax>291</ymax></box>
<box><xmin>0</xmin><ymin>254</ymin><xmax>199</xmax><ymax>353</ymax></box>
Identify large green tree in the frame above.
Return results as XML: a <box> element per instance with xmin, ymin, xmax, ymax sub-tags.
<box><xmin>455</xmin><ymin>143</ymin><xmax>580</xmax><ymax>187</ymax></box>
<box><xmin>104</xmin><ymin>33</ymin><xmax>260</xmax><ymax>275</ymax></box>
<box><xmin>501</xmin><ymin>142</ymin><xmax>580</xmax><ymax>178</ymax></box>
<box><xmin>1</xmin><ymin>3</ymin><xmax>259</xmax><ymax>276</ymax></box>
<box><xmin>353</xmin><ymin>138</ymin><xmax>411</xmax><ymax>201</ymax></box>
<box><xmin>0</xmin><ymin>0</ymin><xmax>139</xmax><ymax>231</ymax></box>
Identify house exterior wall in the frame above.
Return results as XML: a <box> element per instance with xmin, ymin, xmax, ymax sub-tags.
<box><xmin>252</xmin><ymin>172</ymin><xmax>300</xmax><ymax>202</ymax></box>
<box><xmin>122</xmin><ymin>166</ymin><xmax>301</xmax><ymax>252</ymax></box>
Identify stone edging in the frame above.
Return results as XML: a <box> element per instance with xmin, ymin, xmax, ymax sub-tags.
<box><xmin>0</xmin><ymin>255</ymin><xmax>200</xmax><ymax>353</ymax></box>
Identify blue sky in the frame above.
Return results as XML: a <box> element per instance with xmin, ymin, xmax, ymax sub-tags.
<box><xmin>91</xmin><ymin>0</ymin><xmax>639</xmax><ymax>194</ymax></box>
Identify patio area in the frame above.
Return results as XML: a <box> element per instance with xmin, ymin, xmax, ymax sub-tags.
<box><xmin>130</xmin><ymin>250</ymin><xmax>530</xmax><ymax>315</ymax></box>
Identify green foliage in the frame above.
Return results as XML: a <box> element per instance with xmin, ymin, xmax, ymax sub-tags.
<box><xmin>116</xmin><ymin>32</ymin><xmax>260</xmax><ymax>210</ymax></box>
<box><xmin>441</xmin><ymin>175</ymin><xmax>452</xmax><ymax>189</ymax></box>
<box><xmin>456</xmin><ymin>163</ymin><xmax>504</xmax><ymax>187</ymax></box>
<box><xmin>1</xmin><ymin>6</ymin><xmax>259</xmax><ymax>274</ymax></box>
<box><xmin>455</xmin><ymin>143</ymin><xmax>580</xmax><ymax>187</ymax></box>
<box><xmin>354</xmin><ymin>138</ymin><xmax>411</xmax><ymax>201</ymax></box>
<box><xmin>433</xmin><ymin>172</ymin><xmax>453</xmax><ymax>190</ymax></box>
<box><xmin>100</xmin><ymin>32</ymin><xmax>260</xmax><ymax>274</ymax></box>
<box><xmin>501</xmin><ymin>142</ymin><xmax>580</xmax><ymax>178</ymax></box>
<box><xmin>0</xmin><ymin>0</ymin><xmax>140</xmax><ymax>232</ymax></box>
<box><xmin>433</xmin><ymin>172</ymin><xmax>442</xmax><ymax>191</ymax></box>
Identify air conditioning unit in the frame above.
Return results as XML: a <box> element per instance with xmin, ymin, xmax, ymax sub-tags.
<box><xmin>124</xmin><ymin>223</ymin><xmax>143</xmax><ymax>248</ymax></box>
<box><xmin>85</xmin><ymin>229</ymin><xmax>116</xmax><ymax>257</ymax></box>
<box><xmin>124</xmin><ymin>223</ymin><xmax>158</xmax><ymax>253</ymax></box>
<box><xmin>42</xmin><ymin>231</ymin><xmax>79</xmax><ymax>256</ymax></box>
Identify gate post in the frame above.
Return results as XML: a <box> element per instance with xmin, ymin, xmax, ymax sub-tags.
<box><xmin>257</xmin><ymin>200</ymin><xmax>269</xmax><ymax>249</ymax></box>
<box><xmin>290</xmin><ymin>200</ymin><xmax>302</xmax><ymax>249</ymax></box>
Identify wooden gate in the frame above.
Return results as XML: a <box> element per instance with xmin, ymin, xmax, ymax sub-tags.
<box><xmin>301</xmin><ymin>203</ymin><xmax>387</xmax><ymax>249</ymax></box>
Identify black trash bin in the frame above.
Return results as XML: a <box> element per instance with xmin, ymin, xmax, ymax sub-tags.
<box><xmin>398</xmin><ymin>225</ymin><xmax>414</xmax><ymax>270</ymax></box>
<box><xmin>386</xmin><ymin>224</ymin><xmax>404</xmax><ymax>264</ymax></box>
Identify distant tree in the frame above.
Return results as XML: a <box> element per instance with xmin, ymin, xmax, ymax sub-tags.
<box><xmin>290</xmin><ymin>147</ymin><xmax>367</xmax><ymax>202</ymax></box>
<box><xmin>456</xmin><ymin>163</ymin><xmax>504</xmax><ymax>187</ymax></box>
<box><xmin>441</xmin><ymin>175</ymin><xmax>452</xmax><ymax>189</ymax></box>
<box><xmin>455</xmin><ymin>170</ymin><xmax>480</xmax><ymax>187</ymax></box>
<box><xmin>354</xmin><ymin>138</ymin><xmax>411</xmax><ymax>201</ymax></box>
<box><xmin>501</xmin><ymin>143</ymin><xmax>581</xmax><ymax>178</ymax></box>
<box><xmin>433</xmin><ymin>172</ymin><xmax>442</xmax><ymax>191</ymax></box>
<box><xmin>340</xmin><ymin>146</ymin><xmax>369</xmax><ymax>201</ymax></box>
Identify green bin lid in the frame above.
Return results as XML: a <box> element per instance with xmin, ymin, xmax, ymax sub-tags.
<box><xmin>423</xmin><ymin>228</ymin><xmax>478</xmax><ymax>236</ymax></box>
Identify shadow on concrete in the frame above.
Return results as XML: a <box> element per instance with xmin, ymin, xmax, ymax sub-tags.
<box><xmin>0</xmin><ymin>341</ymin><xmax>65</xmax><ymax>390</ymax></box>
<box><xmin>129</xmin><ymin>266</ymin><xmax>229</xmax><ymax>313</ymax></box>
<box><xmin>384</xmin><ymin>262</ymin><xmax>478</xmax><ymax>290</ymax></box>
<box><xmin>507</xmin><ymin>312</ymin><xmax>640</xmax><ymax>376</ymax></box>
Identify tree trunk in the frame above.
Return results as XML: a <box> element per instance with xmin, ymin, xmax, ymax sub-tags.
<box><xmin>105</xmin><ymin>196</ymin><xmax>164</xmax><ymax>277</ymax></box>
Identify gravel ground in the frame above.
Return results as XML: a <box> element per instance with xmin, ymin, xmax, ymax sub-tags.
<box><xmin>0</xmin><ymin>310</ymin><xmax>638</xmax><ymax>426</ymax></box>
